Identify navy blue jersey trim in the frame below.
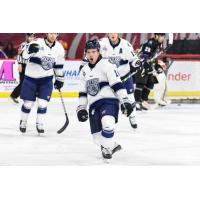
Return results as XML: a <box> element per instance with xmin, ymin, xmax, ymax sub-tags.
<box><xmin>79</xmin><ymin>92</ymin><xmax>87</xmax><ymax>97</ymax></box>
<box><xmin>29</xmin><ymin>57</ymin><xmax>41</xmax><ymax>65</ymax></box>
<box><xmin>111</xmin><ymin>82</ymin><xmax>124</xmax><ymax>92</ymax></box>
<box><xmin>54</xmin><ymin>64</ymin><xmax>64</xmax><ymax>69</ymax></box>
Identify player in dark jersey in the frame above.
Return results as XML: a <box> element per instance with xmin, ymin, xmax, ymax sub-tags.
<box><xmin>10</xmin><ymin>33</ymin><xmax>36</xmax><ymax>103</ymax></box>
<box><xmin>134</xmin><ymin>33</ymin><xmax>165</xmax><ymax>110</ymax></box>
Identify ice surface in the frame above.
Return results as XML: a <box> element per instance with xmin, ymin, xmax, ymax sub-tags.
<box><xmin>0</xmin><ymin>98</ymin><xmax>200</xmax><ymax>165</ymax></box>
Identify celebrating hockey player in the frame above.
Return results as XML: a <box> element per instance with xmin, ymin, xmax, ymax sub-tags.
<box><xmin>10</xmin><ymin>33</ymin><xmax>36</xmax><ymax>104</ymax></box>
<box><xmin>134</xmin><ymin>33</ymin><xmax>166</xmax><ymax>110</ymax></box>
<box><xmin>19</xmin><ymin>33</ymin><xmax>65</xmax><ymax>136</ymax></box>
<box><xmin>99</xmin><ymin>33</ymin><xmax>138</xmax><ymax>129</ymax></box>
<box><xmin>77</xmin><ymin>39</ymin><xmax>133</xmax><ymax>159</ymax></box>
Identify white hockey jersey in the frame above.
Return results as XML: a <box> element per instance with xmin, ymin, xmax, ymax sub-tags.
<box><xmin>23</xmin><ymin>38</ymin><xmax>65</xmax><ymax>78</ymax></box>
<box><xmin>79</xmin><ymin>57</ymin><xmax>128</xmax><ymax>108</ymax></box>
<box><xmin>99</xmin><ymin>37</ymin><xmax>135</xmax><ymax>78</ymax></box>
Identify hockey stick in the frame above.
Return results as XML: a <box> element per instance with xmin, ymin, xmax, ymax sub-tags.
<box><xmin>57</xmin><ymin>88</ymin><xmax>69</xmax><ymax>134</ymax></box>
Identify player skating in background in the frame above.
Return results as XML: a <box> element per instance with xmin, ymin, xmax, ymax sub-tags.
<box><xmin>134</xmin><ymin>33</ymin><xmax>167</xmax><ymax>110</ymax></box>
<box><xmin>19</xmin><ymin>33</ymin><xmax>65</xmax><ymax>136</ymax></box>
<box><xmin>77</xmin><ymin>39</ymin><xmax>133</xmax><ymax>159</ymax></box>
<box><xmin>10</xmin><ymin>33</ymin><xmax>36</xmax><ymax>104</ymax></box>
<box><xmin>99</xmin><ymin>33</ymin><xmax>138</xmax><ymax>129</ymax></box>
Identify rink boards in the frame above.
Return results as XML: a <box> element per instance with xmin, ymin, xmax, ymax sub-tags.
<box><xmin>0</xmin><ymin>59</ymin><xmax>200</xmax><ymax>98</ymax></box>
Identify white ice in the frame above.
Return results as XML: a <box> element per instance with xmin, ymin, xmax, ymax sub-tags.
<box><xmin>0</xmin><ymin>98</ymin><xmax>200</xmax><ymax>165</ymax></box>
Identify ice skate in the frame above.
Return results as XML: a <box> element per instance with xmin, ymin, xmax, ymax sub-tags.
<box><xmin>101</xmin><ymin>146</ymin><xmax>112</xmax><ymax>159</ymax></box>
<box><xmin>141</xmin><ymin>101</ymin><xmax>151</xmax><ymax>110</ymax></box>
<box><xmin>136</xmin><ymin>102</ymin><xmax>142</xmax><ymax>111</ymax></box>
<box><xmin>157</xmin><ymin>100</ymin><xmax>168</xmax><ymax>107</ymax></box>
<box><xmin>19</xmin><ymin>120</ymin><xmax>27</xmax><ymax>133</ymax></box>
<box><xmin>129</xmin><ymin>115</ymin><xmax>138</xmax><ymax>129</ymax></box>
<box><xmin>36</xmin><ymin>123</ymin><xmax>46</xmax><ymax>136</ymax></box>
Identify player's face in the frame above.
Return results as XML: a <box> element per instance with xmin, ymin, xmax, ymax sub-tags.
<box><xmin>26</xmin><ymin>35</ymin><xmax>35</xmax><ymax>43</ymax></box>
<box><xmin>108</xmin><ymin>33</ymin><xmax>119</xmax><ymax>44</ymax></box>
<box><xmin>86</xmin><ymin>49</ymin><xmax>100</xmax><ymax>64</ymax></box>
<box><xmin>157</xmin><ymin>35</ymin><xmax>165</xmax><ymax>43</ymax></box>
<box><xmin>46</xmin><ymin>33</ymin><xmax>58</xmax><ymax>43</ymax></box>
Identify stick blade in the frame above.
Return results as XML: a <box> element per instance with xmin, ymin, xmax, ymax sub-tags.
<box><xmin>57</xmin><ymin>113</ymin><xmax>69</xmax><ymax>134</ymax></box>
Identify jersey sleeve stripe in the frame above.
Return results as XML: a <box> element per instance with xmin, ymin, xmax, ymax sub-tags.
<box><xmin>111</xmin><ymin>82</ymin><xmax>125</xmax><ymax>92</ymax></box>
<box><xmin>29</xmin><ymin>57</ymin><xmax>41</xmax><ymax>65</ymax></box>
<box><xmin>54</xmin><ymin>64</ymin><xmax>64</xmax><ymax>69</ymax></box>
<box><xmin>99</xmin><ymin>81</ymin><xmax>109</xmax><ymax>89</ymax></box>
<box><xmin>79</xmin><ymin>92</ymin><xmax>87</xmax><ymax>97</ymax></box>
<box><xmin>119</xmin><ymin>60</ymin><xmax>128</xmax><ymax>65</ymax></box>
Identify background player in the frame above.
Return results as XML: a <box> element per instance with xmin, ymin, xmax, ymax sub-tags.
<box><xmin>99</xmin><ymin>33</ymin><xmax>138</xmax><ymax>129</ymax></box>
<box><xmin>19</xmin><ymin>33</ymin><xmax>65</xmax><ymax>136</ymax></box>
<box><xmin>134</xmin><ymin>33</ymin><xmax>166</xmax><ymax>110</ymax></box>
<box><xmin>10</xmin><ymin>33</ymin><xmax>36</xmax><ymax>104</ymax></box>
<box><xmin>77</xmin><ymin>39</ymin><xmax>133</xmax><ymax>159</ymax></box>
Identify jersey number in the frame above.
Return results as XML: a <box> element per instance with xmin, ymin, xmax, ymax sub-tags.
<box><xmin>114</xmin><ymin>70</ymin><xmax>120</xmax><ymax>77</ymax></box>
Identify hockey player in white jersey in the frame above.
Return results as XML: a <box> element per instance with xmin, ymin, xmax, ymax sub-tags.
<box><xmin>77</xmin><ymin>39</ymin><xmax>133</xmax><ymax>159</ymax></box>
<box><xmin>19</xmin><ymin>33</ymin><xmax>65</xmax><ymax>136</ymax></box>
<box><xmin>99</xmin><ymin>33</ymin><xmax>138</xmax><ymax>129</ymax></box>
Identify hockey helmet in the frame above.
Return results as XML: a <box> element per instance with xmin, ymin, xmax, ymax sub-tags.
<box><xmin>154</xmin><ymin>33</ymin><xmax>166</xmax><ymax>37</ymax></box>
<box><xmin>85</xmin><ymin>39</ymin><xmax>100</xmax><ymax>52</ymax></box>
<box><xmin>26</xmin><ymin>33</ymin><xmax>35</xmax><ymax>37</ymax></box>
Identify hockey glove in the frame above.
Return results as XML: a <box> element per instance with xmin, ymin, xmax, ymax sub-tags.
<box><xmin>121</xmin><ymin>98</ymin><xmax>133</xmax><ymax>117</ymax></box>
<box><xmin>77</xmin><ymin>106</ymin><xmax>88</xmax><ymax>122</ymax></box>
<box><xmin>156</xmin><ymin>67</ymin><xmax>163</xmax><ymax>74</ymax></box>
<box><xmin>130</xmin><ymin>59</ymin><xmax>143</xmax><ymax>74</ymax></box>
<box><xmin>54</xmin><ymin>75</ymin><xmax>64</xmax><ymax>90</ymax></box>
<box><xmin>54</xmin><ymin>80</ymin><xmax>64</xmax><ymax>90</ymax></box>
<box><xmin>154</xmin><ymin>64</ymin><xmax>163</xmax><ymax>74</ymax></box>
<box><xmin>28</xmin><ymin>43</ymin><xmax>40</xmax><ymax>54</ymax></box>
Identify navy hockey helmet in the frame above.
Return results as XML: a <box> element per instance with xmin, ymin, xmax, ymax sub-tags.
<box><xmin>85</xmin><ymin>39</ymin><xmax>100</xmax><ymax>52</ymax></box>
<box><xmin>26</xmin><ymin>33</ymin><xmax>35</xmax><ymax>37</ymax></box>
<box><xmin>154</xmin><ymin>33</ymin><xmax>166</xmax><ymax>37</ymax></box>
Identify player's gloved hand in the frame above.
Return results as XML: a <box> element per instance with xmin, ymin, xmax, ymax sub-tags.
<box><xmin>156</xmin><ymin>67</ymin><xmax>163</xmax><ymax>74</ymax></box>
<box><xmin>28</xmin><ymin>43</ymin><xmax>40</xmax><ymax>54</ymax></box>
<box><xmin>77</xmin><ymin>106</ymin><xmax>88</xmax><ymax>122</ymax></box>
<box><xmin>130</xmin><ymin>58</ymin><xmax>142</xmax><ymax>70</ymax></box>
<box><xmin>54</xmin><ymin>80</ymin><xmax>64</xmax><ymax>90</ymax></box>
<box><xmin>121</xmin><ymin>98</ymin><xmax>133</xmax><ymax>117</ymax></box>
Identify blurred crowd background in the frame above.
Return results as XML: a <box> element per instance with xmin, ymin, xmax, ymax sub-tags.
<box><xmin>0</xmin><ymin>33</ymin><xmax>200</xmax><ymax>59</ymax></box>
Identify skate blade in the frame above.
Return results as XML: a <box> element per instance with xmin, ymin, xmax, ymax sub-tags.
<box><xmin>38</xmin><ymin>133</ymin><xmax>47</xmax><ymax>137</ymax></box>
<box><xmin>102</xmin><ymin>158</ymin><xmax>110</xmax><ymax>164</ymax></box>
<box><xmin>96</xmin><ymin>156</ymin><xmax>111</xmax><ymax>164</ymax></box>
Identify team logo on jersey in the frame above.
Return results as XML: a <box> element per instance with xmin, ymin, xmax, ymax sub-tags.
<box><xmin>41</xmin><ymin>56</ymin><xmax>55</xmax><ymax>70</ymax></box>
<box><xmin>108</xmin><ymin>56</ymin><xmax>121</xmax><ymax>67</ymax></box>
<box><xmin>86</xmin><ymin>78</ymin><xmax>100</xmax><ymax>96</ymax></box>
<box><xmin>119</xmin><ymin>48</ymin><xmax>123</xmax><ymax>54</ymax></box>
